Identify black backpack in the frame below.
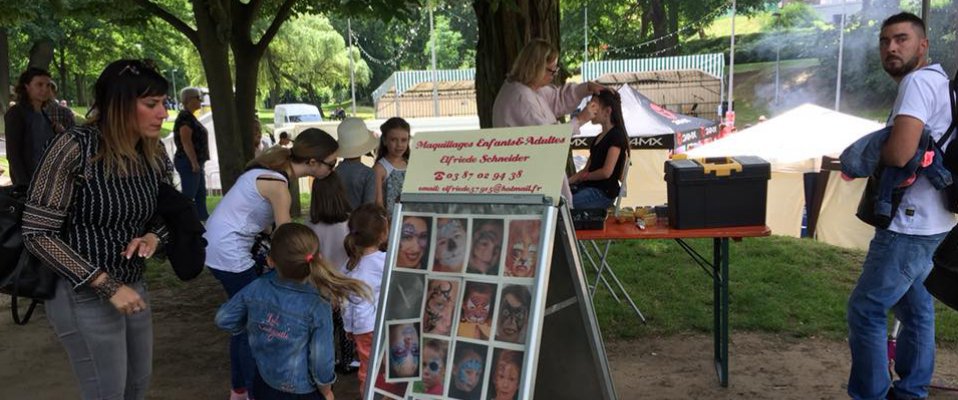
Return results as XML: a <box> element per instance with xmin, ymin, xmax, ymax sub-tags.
<box><xmin>0</xmin><ymin>185</ymin><xmax>59</xmax><ymax>324</ymax></box>
<box><xmin>936</xmin><ymin>67</ymin><xmax>958</xmax><ymax>212</ymax></box>
<box><xmin>0</xmin><ymin>131</ymin><xmax>89</xmax><ymax>325</ymax></box>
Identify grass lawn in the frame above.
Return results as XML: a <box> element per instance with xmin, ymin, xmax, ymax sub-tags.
<box><xmin>150</xmin><ymin>194</ymin><xmax>958</xmax><ymax>345</ymax></box>
<box><xmin>703</xmin><ymin>13</ymin><xmax>772</xmax><ymax>38</ymax></box>
<box><xmin>592</xmin><ymin>235</ymin><xmax>958</xmax><ymax>345</ymax></box>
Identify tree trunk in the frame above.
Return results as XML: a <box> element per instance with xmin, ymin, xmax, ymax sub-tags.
<box><xmin>75</xmin><ymin>73</ymin><xmax>86</xmax><ymax>108</ymax></box>
<box><xmin>28</xmin><ymin>38</ymin><xmax>54</xmax><ymax>70</ymax></box>
<box><xmin>193</xmin><ymin>1</ymin><xmax>244</xmax><ymax>192</ymax></box>
<box><xmin>266</xmin><ymin>49</ymin><xmax>281</xmax><ymax>108</ymax></box>
<box><xmin>473</xmin><ymin>0</ymin><xmax>560</xmax><ymax>128</ymax></box>
<box><xmin>57</xmin><ymin>45</ymin><xmax>68</xmax><ymax>101</ymax></box>
<box><xmin>0</xmin><ymin>28</ymin><xmax>9</xmax><ymax>114</ymax></box>
<box><xmin>648</xmin><ymin>0</ymin><xmax>669</xmax><ymax>54</ymax></box>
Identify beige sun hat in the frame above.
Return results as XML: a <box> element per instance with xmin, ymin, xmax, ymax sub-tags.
<box><xmin>336</xmin><ymin>117</ymin><xmax>379</xmax><ymax>158</ymax></box>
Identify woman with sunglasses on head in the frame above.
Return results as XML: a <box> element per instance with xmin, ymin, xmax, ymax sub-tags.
<box><xmin>491</xmin><ymin>38</ymin><xmax>604</xmax><ymax>207</ymax></box>
<box><xmin>205</xmin><ymin>127</ymin><xmax>340</xmax><ymax>400</ymax></box>
<box><xmin>21</xmin><ymin>59</ymin><xmax>173</xmax><ymax>399</ymax></box>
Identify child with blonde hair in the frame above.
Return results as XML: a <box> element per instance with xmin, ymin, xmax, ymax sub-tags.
<box><xmin>342</xmin><ymin>204</ymin><xmax>390</xmax><ymax>396</ymax></box>
<box><xmin>216</xmin><ymin>223</ymin><xmax>371</xmax><ymax>400</ymax></box>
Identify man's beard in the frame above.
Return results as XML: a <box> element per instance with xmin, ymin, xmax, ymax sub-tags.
<box><xmin>883</xmin><ymin>54</ymin><xmax>921</xmax><ymax>78</ymax></box>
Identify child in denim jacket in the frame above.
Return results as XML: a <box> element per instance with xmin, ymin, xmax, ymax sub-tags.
<box><xmin>216</xmin><ymin>223</ymin><xmax>372</xmax><ymax>400</ymax></box>
<box><xmin>341</xmin><ymin>204</ymin><xmax>389</xmax><ymax>397</ymax></box>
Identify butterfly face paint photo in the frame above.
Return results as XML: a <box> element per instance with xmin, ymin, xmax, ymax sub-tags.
<box><xmin>504</xmin><ymin>219</ymin><xmax>541</xmax><ymax>278</ymax></box>
<box><xmin>387</xmin><ymin>322</ymin><xmax>421</xmax><ymax>380</ymax></box>
<box><xmin>422</xmin><ymin>278</ymin><xmax>460</xmax><ymax>336</ymax></box>
<box><xmin>433</xmin><ymin>218</ymin><xmax>468</xmax><ymax>273</ymax></box>
<box><xmin>398</xmin><ymin>215</ymin><xmax>431</xmax><ymax>269</ymax></box>
<box><xmin>495</xmin><ymin>285</ymin><xmax>532</xmax><ymax>344</ymax></box>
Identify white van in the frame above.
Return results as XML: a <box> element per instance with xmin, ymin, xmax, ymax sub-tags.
<box><xmin>273</xmin><ymin>103</ymin><xmax>323</xmax><ymax>128</ymax></box>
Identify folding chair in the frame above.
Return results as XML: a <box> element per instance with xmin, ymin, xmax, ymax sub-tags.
<box><xmin>576</xmin><ymin>158</ymin><xmax>647</xmax><ymax>322</ymax></box>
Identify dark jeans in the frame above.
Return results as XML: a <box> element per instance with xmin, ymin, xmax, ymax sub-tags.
<box><xmin>46</xmin><ymin>279</ymin><xmax>152</xmax><ymax>400</ymax></box>
<box><xmin>253</xmin><ymin>371</ymin><xmax>325</xmax><ymax>400</ymax></box>
<box><xmin>210</xmin><ymin>267</ymin><xmax>259</xmax><ymax>392</ymax></box>
<box><xmin>174</xmin><ymin>155</ymin><xmax>209</xmax><ymax>221</ymax></box>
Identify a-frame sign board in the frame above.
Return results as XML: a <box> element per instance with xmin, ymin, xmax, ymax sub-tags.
<box><xmin>364</xmin><ymin>193</ymin><xmax>616</xmax><ymax>400</ymax></box>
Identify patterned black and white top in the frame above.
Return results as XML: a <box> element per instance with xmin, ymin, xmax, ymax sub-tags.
<box><xmin>22</xmin><ymin>125</ymin><xmax>171</xmax><ymax>289</ymax></box>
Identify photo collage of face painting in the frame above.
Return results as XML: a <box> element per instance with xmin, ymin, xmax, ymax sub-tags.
<box><xmin>372</xmin><ymin>213</ymin><xmax>543</xmax><ymax>400</ymax></box>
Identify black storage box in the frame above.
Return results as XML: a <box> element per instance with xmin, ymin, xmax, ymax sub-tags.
<box><xmin>571</xmin><ymin>208</ymin><xmax>608</xmax><ymax>230</ymax></box>
<box><xmin>664</xmin><ymin>156</ymin><xmax>770</xmax><ymax>229</ymax></box>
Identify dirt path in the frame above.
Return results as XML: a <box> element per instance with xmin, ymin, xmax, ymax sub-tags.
<box><xmin>2</xmin><ymin>273</ymin><xmax>958</xmax><ymax>400</ymax></box>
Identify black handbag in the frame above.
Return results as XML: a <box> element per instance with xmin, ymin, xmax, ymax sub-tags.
<box><xmin>0</xmin><ymin>185</ymin><xmax>60</xmax><ymax>325</ymax></box>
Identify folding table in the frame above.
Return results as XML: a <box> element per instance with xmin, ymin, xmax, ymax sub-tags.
<box><xmin>575</xmin><ymin>218</ymin><xmax>771</xmax><ymax>387</ymax></box>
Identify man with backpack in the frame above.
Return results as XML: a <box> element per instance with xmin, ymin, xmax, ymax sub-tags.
<box><xmin>846</xmin><ymin>12</ymin><xmax>957</xmax><ymax>400</ymax></box>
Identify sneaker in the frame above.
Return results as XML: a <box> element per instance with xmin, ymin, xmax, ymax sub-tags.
<box><xmin>230</xmin><ymin>389</ymin><xmax>249</xmax><ymax>400</ymax></box>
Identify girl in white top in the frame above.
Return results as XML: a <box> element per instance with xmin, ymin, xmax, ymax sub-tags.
<box><xmin>204</xmin><ymin>128</ymin><xmax>340</xmax><ymax>400</ymax></box>
<box><xmin>373</xmin><ymin>117</ymin><xmax>410</xmax><ymax>216</ymax></box>
<box><xmin>341</xmin><ymin>203</ymin><xmax>390</xmax><ymax>397</ymax></box>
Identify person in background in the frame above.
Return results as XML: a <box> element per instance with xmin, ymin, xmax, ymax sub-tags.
<box><xmin>568</xmin><ymin>89</ymin><xmax>629</xmax><ymax>210</ymax></box>
<box><xmin>341</xmin><ymin>204</ymin><xmax>389</xmax><ymax>397</ymax></box>
<box><xmin>373</xmin><ymin>117</ymin><xmax>410</xmax><ymax>216</ymax></box>
<box><xmin>5</xmin><ymin>67</ymin><xmax>72</xmax><ymax>185</ymax></box>
<box><xmin>205</xmin><ymin>128</ymin><xmax>340</xmax><ymax>400</ymax></box>
<box><xmin>216</xmin><ymin>222</ymin><xmax>372</xmax><ymax>400</ymax></box>
<box><xmin>491</xmin><ymin>38</ymin><xmax>604</xmax><ymax>207</ymax></box>
<box><xmin>45</xmin><ymin>80</ymin><xmax>76</xmax><ymax>135</ymax></box>
<box><xmin>173</xmin><ymin>87</ymin><xmax>211</xmax><ymax>220</ymax></box>
<box><xmin>279</xmin><ymin>131</ymin><xmax>293</xmax><ymax>148</ymax></box>
<box><xmin>22</xmin><ymin>59</ymin><xmax>172</xmax><ymax>400</ymax></box>
<box><xmin>845</xmin><ymin>12</ymin><xmax>957</xmax><ymax>400</ymax></box>
<box><xmin>335</xmin><ymin>117</ymin><xmax>379</xmax><ymax>209</ymax></box>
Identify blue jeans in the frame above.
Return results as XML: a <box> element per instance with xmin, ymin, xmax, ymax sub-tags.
<box><xmin>210</xmin><ymin>267</ymin><xmax>259</xmax><ymax>392</ymax></box>
<box><xmin>847</xmin><ymin>229</ymin><xmax>947</xmax><ymax>400</ymax></box>
<box><xmin>46</xmin><ymin>279</ymin><xmax>152</xmax><ymax>400</ymax></box>
<box><xmin>572</xmin><ymin>186</ymin><xmax>614</xmax><ymax>210</ymax></box>
<box><xmin>174</xmin><ymin>155</ymin><xmax>209</xmax><ymax>221</ymax></box>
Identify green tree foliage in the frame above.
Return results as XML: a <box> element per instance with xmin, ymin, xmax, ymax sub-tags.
<box><xmin>261</xmin><ymin>14</ymin><xmax>372</xmax><ymax>107</ymax></box>
<box><xmin>559</xmin><ymin>0</ymin><xmax>775</xmax><ymax>70</ymax></box>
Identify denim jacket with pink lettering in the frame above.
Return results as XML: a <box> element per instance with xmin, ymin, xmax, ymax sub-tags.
<box><xmin>215</xmin><ymin>272</ymin><xmax>336</xmax><ymax>394</ymax></box>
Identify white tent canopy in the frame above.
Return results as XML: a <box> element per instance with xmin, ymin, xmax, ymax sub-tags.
<box><xmin>679</xmin><ymin>103</ymin><xmax>883</xmax><ymax>247</ymax></box>
<box><xmin>685</xmin><ymin>104</ymin><xmax>883</xmax><ymax>173</ymax></box>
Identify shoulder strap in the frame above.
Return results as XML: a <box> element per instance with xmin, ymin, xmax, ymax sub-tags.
<box><xmin>935</xmin><ymin>68</ymin><xmax>957</xmax><ymax>148</ymax></box>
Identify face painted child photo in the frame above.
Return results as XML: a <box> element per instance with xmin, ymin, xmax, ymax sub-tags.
<box><xmin>387</xmin><ymin>322</ymin><xmax>421</xmax><ymax>380</ymax></box>
<box><xmin>397</xmin><ymin>215</ymin><xmax>431</xmax><ymax>270</ymax></box>
<box><xmin>495</xmin><ymin>285</ymin><xmax>532</xmax><ymax>344</ymax></box>
<box><xmin>422</xmin><ymin>278</ymin><xmax>460</xmax><ymax>336</ymax></box>
<box><xmin>374</xmin><ymin>349</ymin><xmax>409</xmax><ymax>396</ymax></box>
<box><xmin>412</xmin><ymin>338</ymin><xmax>449</xmax><ymax>396</ymax></box>
<box><xmin>466</xmin><ymin>219</ymin><xmax>504</xmax><ymax>275</ymax></box>
<box><xmin>384</xmin><ymin>272</ymin><xmax>425</xmax><ymax>320</ymax></box>
<box><xmin>433</xmin><ymin>217</ymin><xmax>468</xmax><ymax>273</ymax></box>
<box><xmin>457</xmin><ymin>281</ymin><xmax>497</xmax><ymax>340</ymax></box>
<box><xmin>448</xmin><ymin>342</ymin><xmax>488</xmax><ymax>400</ymax></box>
<box><xmin>487</xmin><ymin>349</ymin><xmax>524</xmax><ymax>400</ymax></box>
<box><xmin>504</xmin><ymin>220</ymin><xmax>541</xmax><ymax>278</ymax></box>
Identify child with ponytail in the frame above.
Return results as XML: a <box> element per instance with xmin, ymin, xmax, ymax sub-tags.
<box><xmin>216</xmin><ymin>222</ymin><xmax>371</xmax><ymax>400</ymax></box>
<box><xmin>341</xmin><ymin>204</ymin><xmax>390</xmax><ymax>397</ymax></box>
